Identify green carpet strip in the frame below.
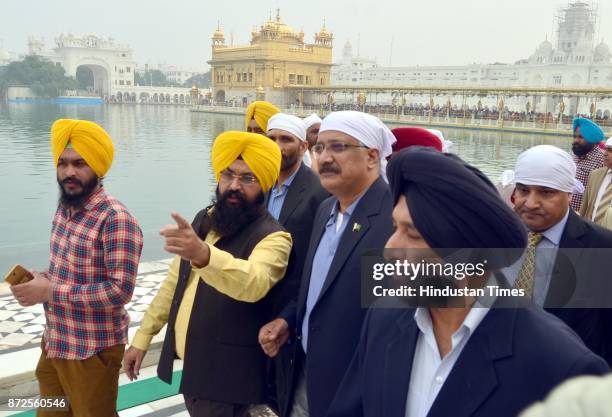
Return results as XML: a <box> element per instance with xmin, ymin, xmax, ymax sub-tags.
<box><xmin>9</xmin><ymin>371</ymin><xmax>182</xmax><ymax>416</ymax></box>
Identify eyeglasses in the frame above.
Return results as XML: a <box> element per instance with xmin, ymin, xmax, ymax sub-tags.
<box><xmin>219</xmin><ymin>170</ymin><xmax>258</xmax><ymax>186</ymax></box>
<box><xmin>312</xmin><ymin>142</ymin><xmax>369</xmax><ymax>155</ymax></box>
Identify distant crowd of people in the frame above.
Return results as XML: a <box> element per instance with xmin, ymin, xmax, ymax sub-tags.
<box><xmin>7</xmin><ymin>100</ymin><xmax>612</xmax><ymax>417</ymax></box>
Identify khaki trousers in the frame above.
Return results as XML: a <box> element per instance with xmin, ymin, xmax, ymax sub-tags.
<box><xmin>35</xmin><ymin>342</ymin><xmax>125</xmax><ymax>417</ymax></box>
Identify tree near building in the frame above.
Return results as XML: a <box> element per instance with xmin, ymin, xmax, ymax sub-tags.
<box><xmin>134</xmin><ymin>69</ymin><xmax>181</xmax><ymax>87</ymax></box>
<box><xmin>183</xmin><ymin>71</ymin><xmax>211</xmax><ymax>88</ymax></box>
<box><xmin>0</xmin><ymin>55</ymin><xmax>77</xmax><ymax>97</ymax></box>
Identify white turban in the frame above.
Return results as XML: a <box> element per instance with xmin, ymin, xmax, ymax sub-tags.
<box><xmin>303</xmin><ymin>150</ymin><xmax>312</xmax><ymax>168</ymax></box>
<box><xmin>267</xmin><ymin>113</ymin><xmax>307</xmax><ymax>141</ymax></box>
<box><xmin>426</xmin><ymin>128</ymin><xmax>454</xmax><ymax>152</ymax></box>
<box><xmin>606</xmin><ymin>137</ymin><xmax>612</xmax><ymax>147</ymax></box>
<box><xmin>320</xmin><ymin>111</ymin><xmax>396</xmax><ymax>181</ymax></box>
<box><xmin>500</xmin><ymin>145</ymin><xmax>584</xmax><ymax>193</ymax></box>
<box><xmin>303</xmin><ymin>113</ymin><xmax>323</xmax><ymax>129</ymax></box>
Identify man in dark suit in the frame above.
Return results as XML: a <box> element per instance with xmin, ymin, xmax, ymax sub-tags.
<box><xmin>508</xmin><ymin>145</ymin><xmax>612</xmax><ymax>364</ymax></box>
<box><xmin>327</xmin><ymin>147</ymin><xmax>608</xmax><ymax>417</ymax></box>
<box><xmin>265</xmin><ymin>113</ymin><xmax>329</xmax><ymax>314</ymax></box>
<box><xmin>263</xmin><ymin>113</ymin><xmax>329</xmax><ymax>413</ymax></box>
<box><xmin>259</xmin><ymin>111</ymin><xmax>396</xmax><ymax>417</ymax></box>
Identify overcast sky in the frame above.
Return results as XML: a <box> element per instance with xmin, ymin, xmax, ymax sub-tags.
<box><xmin>2</xmin><ymin>0</ymin><xmax>612</xmax><ymax>69</ymax></box>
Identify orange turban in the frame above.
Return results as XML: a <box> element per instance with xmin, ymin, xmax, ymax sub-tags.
<box><xmin>212</xmin><ymin>131</ymin><xmax>281</xmax><ymax>192</ymax></box>
<box><xmin>244</xmin><ymin>101</ymin><xmax>280</xmax><ymax>132</ymax></box>
<box><xmin>51</xmin><ymin>119</ymin><xmax>114</xmax><ymax>177</ymax></box>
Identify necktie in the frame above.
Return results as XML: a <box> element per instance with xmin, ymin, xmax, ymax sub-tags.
<box><xmin>593</xmin><ymin>180</ymin><xmax>612</xmax><ymax>225</ymax></box>
<box><xmin>514</xmin><ymin>232</ymin><xmax>543</xmax><ymax>298</ymax></box>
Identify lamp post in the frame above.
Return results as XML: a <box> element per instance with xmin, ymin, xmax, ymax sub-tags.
<box><xmin>255</xmin><ymin>85</ymin><xmax>265</xmax><ymax>101</ymax></box>
<box><xmin>357</xmin><ymin>91</ymin><xmax>366</xmax><ymax>112</ymax></box>
<box><xmin>190</xmin><ymin>85</ymin><xmax>199</xmax><ymax>107</ymax></box>
<box><xmin>559</xmin><ymin>100</ymin><xmax>565</xmax><ymax>126</ymax></box>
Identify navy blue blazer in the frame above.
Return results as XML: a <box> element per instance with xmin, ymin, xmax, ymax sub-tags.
<box><xmin>277</xmin><ymin>176</ymin><xmax>394</xmax><ymax>417</ymax></box>
<box><xmin>326</xmin><ymin>305</ymin><xmax>609</xmax><ymax>417</ymax></box>
<box><xmin>546</xmin><ymin>210</ymin><xmax>612</xmax><ymax>365</ymax></box>
<box><xmin>266</xmin><ymin>163</ymin><xmax>330</xmax><ymax>316</ymax></box>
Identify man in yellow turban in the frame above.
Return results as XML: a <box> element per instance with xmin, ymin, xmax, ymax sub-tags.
<box><xmin>51</xmin><ymin>118</ymin><xmax>115</xmax><ymax>178</ymax></box>
<box><xmin>10</xmin><ymin>118</ymin><xmax>143</xmax><ymax>416</ymax></box>
<box><xmin>245</xmin><ymin>100</ymin><xmax>280</xmax><ymax>134</ymax></box>
<box><xmin>124</xmin><ymin>131</ymin><xmax>292</xmax><ymax>417</ymax></box>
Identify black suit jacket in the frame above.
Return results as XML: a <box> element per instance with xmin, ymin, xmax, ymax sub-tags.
<box><xmin>327</xmin><ymin>305</ymin><xmax>609</xmax><ymax>417</ymax></box>
<box><xmin>266</xmin><ymin>163</ymin><xmax>329</xmax><ymax>316</ymax></box>
<box><xmin>277</xmin><ymin>177</ymin><xmax>394</xmax><ymax>417</ymax></box>
<box><xmin>546</xmin><ymin>210</ymin><xmax>612</xmax><ymax>365</ymax></box>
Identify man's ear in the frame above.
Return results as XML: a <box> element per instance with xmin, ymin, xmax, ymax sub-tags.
<box><xmin>299</xmin><ymin>140</ymin><xmax>309</xmax><ymax>155</ymax></box>
<box><xmin>368</xmin><ymin>148</ymin><xmax>380</xmax><ymax>168</ymax></box>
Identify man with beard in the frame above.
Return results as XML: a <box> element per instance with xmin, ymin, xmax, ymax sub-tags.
<box><xmin>246</xmin><ymin>100</ymin><xmax>280</xmax><ymax>134</ymax></box>
<box><xmin>580</xmin><ymin>137</ymin><xmax>612</xmax><ymax>228</ymax></box>
<box><xmin>506</xmin><ymin>145</ymin><xmax>612</xmax><ymax>364</ymax></box>
<box><xmin>302</xmin><ymin>113</ymin><xmax>322</xmax><ymax>172</ymax></box>
<box><xmin>10</xmin><ymin>119</ymin><xmax>143</xmax><ymax>417</ymax></box>
<box><xmin>326</xmin><ymin>147</ymin><xmax>608</xmax><ymax>417</ymax></box>
<box><xmin>124</xmin><ymin>131</ymin><xmax>292</xmax><ymax>417</ymax></box>
<box><xmin>569</xmin><ymin>118</ymin><xmax>605</xmax><ymax>211</ymax></box>
<box><xmin>259</xmin><ymin>111</ymin><xmax>395</xmax><ymax>417</ymax></box>
<box><xmin>265</xmin><ymin>113</ymin><xmax>329</xmax><ymax>314</ymax></box>
<box><xmin>303</xmin><ymin>113</ymin><xmax>322</xmax><ymax>151</ymax></box>
<box><xmin>264</xmin><ymin>113</ymin><xmax>328</xmax><ymax>413</ymax></box>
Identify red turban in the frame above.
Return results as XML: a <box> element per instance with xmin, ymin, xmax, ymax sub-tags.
<box><xmin>390</xmin><ymin>127</ymin><xmax>443</xmax><ymax>158</ymax></box>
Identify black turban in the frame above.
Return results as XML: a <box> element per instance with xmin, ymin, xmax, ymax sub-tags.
<box><xmin>387</xmin><ymin>147</ymin><xmax>527</xmax><ymax>268</ymax></box>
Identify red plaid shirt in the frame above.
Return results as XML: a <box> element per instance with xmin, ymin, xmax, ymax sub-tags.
<box><xmin>44</xmin><ymin>187</ymin><xmax>143</xmax><ymax>359</ymax></box>
<box><xmin>571</xmin><ymin>147</ymin><xmax>605</xmax><ymax>211</ymax></box>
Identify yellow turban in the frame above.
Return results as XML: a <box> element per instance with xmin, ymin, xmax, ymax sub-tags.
<box><xmin>51</xmin><ymin>119</ymin><xmax>114</xmax><ymax>177</ymax></box>
<box><xmin>212</xmin><ymin>131</ymin><xmax>281</xmax><ymax>192</ymax></box>
<box><xmin>244</xmin><ymin>101</ymin><xmax>280</xmax><ymax>131</ymax></box>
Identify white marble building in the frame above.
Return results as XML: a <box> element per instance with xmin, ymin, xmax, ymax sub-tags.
<box><xmin>0</xmin><ymin>39</ymin><xmax>23</xmax><ymax>67</ymax></box>
<box><xmin>152</xmin><ymin>64</ymin><xmax>208</xmax><ymax>85</ymax></box>
<box><xmin>22</xmin><ymin>34</ymin><xmax>195</xmax><ymax>103</ymax></box>
<box><xmin>333</xmin><ymin>2</ymin><xmax>612</xmax><ymax>89</ymax></box>
<box><xmin>25</xmin><ymin>34</ymin><xmax>136</xmax><ymax>99</ymax></box>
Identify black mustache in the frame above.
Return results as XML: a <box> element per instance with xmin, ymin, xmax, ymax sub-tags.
<box><xmin>520</xmin><ymin>209</ymin><xmax>546</xmax><ymax>216</ymax></box>
<box><xmin>319</xmin><ymin>164</ymin><xmax>341</xmax><ymax>174</ymax></box>
<box><xmin>222</xmin><ymin>190</ymin><xmax>246</xmax><ymax>202</ymax></box>
<box><xmin>62</xmin><ymin>178</ymin><xmax>83</xmax><ymax>186</ymax></box>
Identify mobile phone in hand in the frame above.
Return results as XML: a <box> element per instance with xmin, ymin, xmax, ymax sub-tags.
<box><xmin>4</xmin><ymin>264</ymin><xmax>34</xmax><ymax>285</ymax></box>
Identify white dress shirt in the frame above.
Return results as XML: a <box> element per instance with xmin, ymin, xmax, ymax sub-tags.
<box><xmin>405</xmin><ymin>306</ymin><xmax>490</xmax><ymax>417</ymax></box>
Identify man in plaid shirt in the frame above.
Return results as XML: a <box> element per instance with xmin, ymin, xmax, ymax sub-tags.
<box><xmin>11</xmin><ymin>119</ymin><xmax>143</xmax><ymax>417</ymax></box>
<box><xmin>570</xmin><ymin>118</ymin><xmax>605</xmax><ymax>211</ymax></box>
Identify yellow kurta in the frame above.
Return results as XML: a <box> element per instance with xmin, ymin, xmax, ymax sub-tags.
<box><xmin>131</xmin><ymin>229</ymin><xmax>292</xmax><ymax>358</ymax></box>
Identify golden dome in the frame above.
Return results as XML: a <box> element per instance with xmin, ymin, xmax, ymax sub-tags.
<box><xmin>257</xmin><ymin>9</ymin><xmax>303</xmax><ymax>39</ymax></box>
<box><xmin>317</xmin><ymin>19</ymin><xmax>333</xmax><ymax>39</ymax></box>
<box><xmin>263</xmin><ymin>20</ymin><xmax>297</xmax><ymax>35</ymax></box>
<box><xmin>212</xmin><ymin>21</ymin><xmax>225</xmax><ymax>39</ymax></box>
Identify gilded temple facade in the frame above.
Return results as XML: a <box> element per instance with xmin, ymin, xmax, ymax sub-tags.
<box><xmin>208</xmin><ymin>10</ymin><xmax>333</xmax><ymax>106</ymax></box>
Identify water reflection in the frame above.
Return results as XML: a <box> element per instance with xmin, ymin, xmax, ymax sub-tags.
<box><xmin>0</xmin><ymin>103</ymin><xmax>570</xmax><ymax>277</ymax></box>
